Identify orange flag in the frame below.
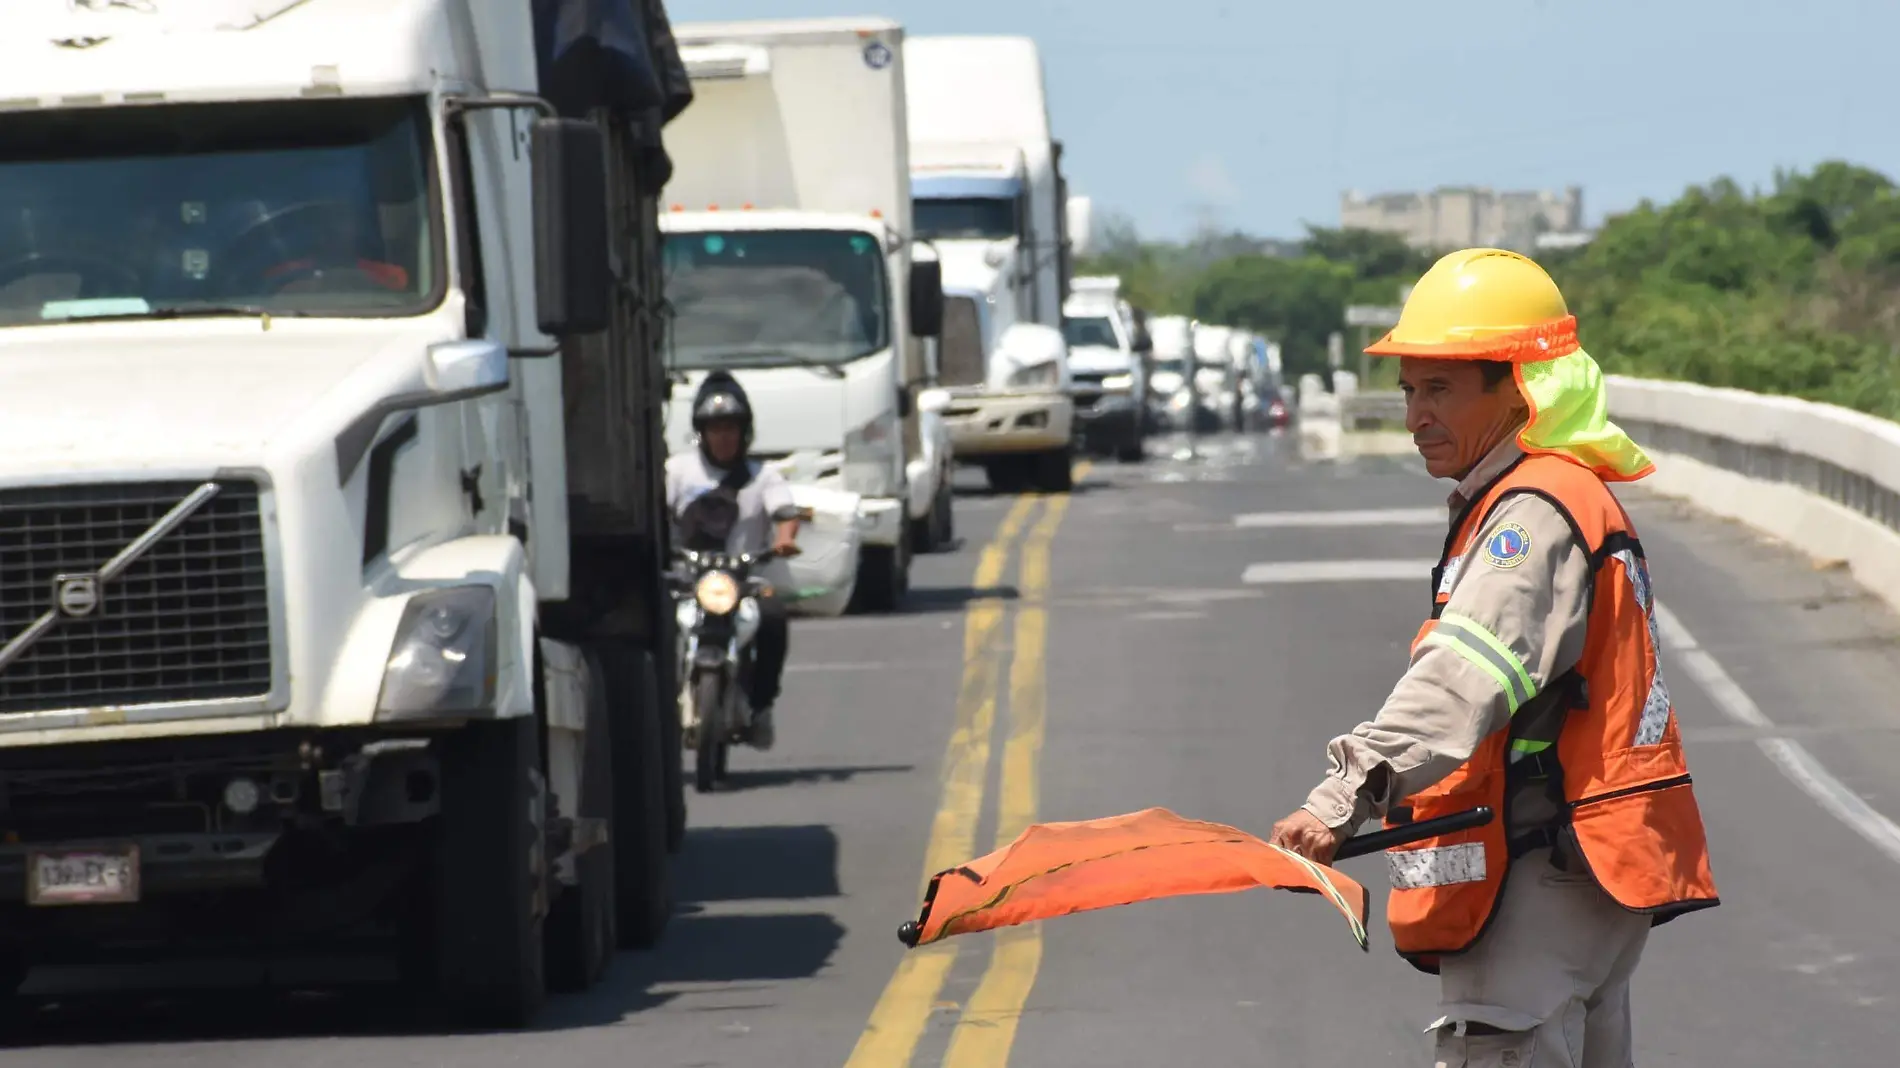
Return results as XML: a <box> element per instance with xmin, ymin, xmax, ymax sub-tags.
<box><xmin>898</xmin><ymin>807</ymin><xmax>1371</xmax><ymax>952</ymax></box>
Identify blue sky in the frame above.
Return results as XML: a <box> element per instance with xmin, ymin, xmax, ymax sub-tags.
<box><xmin>666</xmin><ymin>0</ymin><xmax>1900</xmax><ymax>243</ymax></box>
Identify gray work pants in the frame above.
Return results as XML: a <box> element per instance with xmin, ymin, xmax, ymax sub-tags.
<box><xmin>1429</xmin><ymin>850</ymin><xmax>1651</xmax><ymax>1068</ymax></box>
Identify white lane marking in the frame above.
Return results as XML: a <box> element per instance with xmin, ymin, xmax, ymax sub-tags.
<box><xmin>1655</xmin><ymin>601</ymin><xmax>1900</xmax><ymax>866</ymax></box>
<box><xmin>1242</xmin><ymin>559</ymin><xmax>1438</xmax><ymax>584</ymax></box>
<box><xmin>1233</xmin><ymin>507</ymin><xmax>1443</xmax><ymax>529</ymax></box>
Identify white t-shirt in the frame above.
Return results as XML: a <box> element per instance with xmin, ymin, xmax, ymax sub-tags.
<box><xmin>664</xmin><ymin>450</ymin><xmax>798</xmax><ymax>556</ymax></box>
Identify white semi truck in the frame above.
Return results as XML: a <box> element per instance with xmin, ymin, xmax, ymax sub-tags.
<box><xmin>0</xmin><ymin>0</ymin><xmax>693</xmax><ymax>1027</ymax></box>
<box><xmin>904</xmin><ymin>34</ymin><xmax>1078</xmax><ymax>493</ymax></box>
<box><xmin>655</xmin><ymin>18</ymin><xmax>950</xmax><ymax>612</ymax></box>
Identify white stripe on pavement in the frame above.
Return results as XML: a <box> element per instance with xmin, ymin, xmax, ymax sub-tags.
<box><xmin>1242</xmin><ymin>559</ymin><xmax>1437</xmax><ymax>584</ymax></box>
<box><xmin>1654</xmin><ymin>601</ymin><xmax>1900</xmax><ymax>867</ymax></box>
<box><xmin>1233</xmin><ymin>507</ymin><xmax>1443</xmax><ymax>529</ymax></box>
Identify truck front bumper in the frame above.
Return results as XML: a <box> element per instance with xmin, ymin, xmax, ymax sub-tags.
<box><xmin>1074</xmin><ymin>389</ymin><xmax>1142</xmax><ymax>450</ymax></box>
<box><xmin>941</xmin><ymin>390</ymin><xmax>1076</xmax><ymax>456</ymax></box>
<box><xmin>857</xmin><ymin>495</ymin><xmax>906</xmax><ymax>547</ymax></box>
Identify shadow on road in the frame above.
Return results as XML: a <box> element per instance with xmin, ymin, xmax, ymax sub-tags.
<box><xmin>718</xmin><ymin>763</ymin><xmax>913</xmax><ymax>791</ymax></box>
<box><xmin>898</xmin><ymin>584</ymin><xmax>1018</xmax><ymax>615</ymax></box>
<box><xmin>673</xmin><ymin>823</ymin><xmax>842</xmax><ymax>902</ymax></box>
<box><xmin>0</xmin><ymin>823</ymin><xmax>853</xmax><ymax>1047</ymax></box>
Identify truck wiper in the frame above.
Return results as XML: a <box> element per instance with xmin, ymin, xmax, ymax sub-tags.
<box><xmin>711</xmin><ymin>349</ymin><xmax>848</xmax><ymax>380</ymax></box>
<box><xmin>49</xmin><ymin>304</ymin><xmax>305</xmax><ymax>323</ymax></box>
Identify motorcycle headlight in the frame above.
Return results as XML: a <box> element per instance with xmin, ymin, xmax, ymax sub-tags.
<box><xmin>695</xmin><ymin>571</ymin><xmax>741</xmax><ymax>615</ymax></box>
<box><xmin>377</xmin><ymin>585</ymin><xmax>497</xmax><ymax>719</ymax></box>
<box><xmin>1007</xmin><ymin>361</ymin><xmax>1060</xmax><ymax>389</ymax></box>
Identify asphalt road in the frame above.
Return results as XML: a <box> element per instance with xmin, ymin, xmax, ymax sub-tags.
<box><xmin>5</xmin><ymin>430</ymin><xmax>1900</xmax><ymax>1065</ymax></box>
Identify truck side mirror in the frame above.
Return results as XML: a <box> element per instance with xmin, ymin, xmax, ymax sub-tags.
<box><xmin>531</xmin><ymin>118</ymin><xmax>612</xmax><ymax>337</ymax></box>
<box><xmin>908</xmin><ymin>260</ymin><xmax>944</xmax><ymax>338</ymax></box>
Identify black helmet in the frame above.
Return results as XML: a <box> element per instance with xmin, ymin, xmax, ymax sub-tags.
<box><xmin>691</xmin><ymin>371</ymin><xmax>754</xmax><ymax>464</ymax></box>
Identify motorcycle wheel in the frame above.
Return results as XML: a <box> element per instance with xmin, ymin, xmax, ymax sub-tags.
<box><xmin>693</xmin><ymin>673</ymin><xmax>724</xmax><ymax>793</ymax></box>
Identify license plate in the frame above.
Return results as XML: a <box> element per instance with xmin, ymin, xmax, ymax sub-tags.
<box><xmin>27</xmin><ymin>846</ymin><xmax>140</xmax><ymax>906</ymax></box>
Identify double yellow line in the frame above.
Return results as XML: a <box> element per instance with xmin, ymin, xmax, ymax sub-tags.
<box><xmin>843</xmin><ymin>466</ymin><xmax>1087</xmax><ymax>1068</ymax></box>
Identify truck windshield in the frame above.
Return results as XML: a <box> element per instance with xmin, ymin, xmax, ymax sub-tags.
<box><xmin>1063</xmin><ymin>316</ymin><xmax>1120</xmax><ymax>349</ymax></box>
<box><xmin>0</xmin><ymin>97</ymin><xmax>438</xmax><ymax>327</ymax></box>
<box><xmin>914</xmin><ymin>197</ymin><xmax>1017</xmax><ymax>241</ymax></box>
<box><xmin>664</xmin><ymin>229</ymin><xmax>891</xmax><ymax>369</ymax></box>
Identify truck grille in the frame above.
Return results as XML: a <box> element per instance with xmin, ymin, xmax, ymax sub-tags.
<box><xmin>939</xmin><ymin>296</ymin><xmax>986</xmax><ymax>388</ymax></box>
<box><xmin>0</xmin><ymin>480</ymin><xmax>271</xmax><ymax>715</ymax></box>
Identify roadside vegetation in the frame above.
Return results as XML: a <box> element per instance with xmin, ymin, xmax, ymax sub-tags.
<box><xmin>1077</xmin><ymin>161</ymin><xmax>1900</xmax><ymax>419</ymax></box>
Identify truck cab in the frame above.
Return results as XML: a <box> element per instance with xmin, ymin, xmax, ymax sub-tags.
<box><xmin>0</xmin><ymin>0</ymin><xmax>691</xmax><ymax>1026</ymax></box>
<box><xmin>1062</xmin><ymin>275</ymin><xmax>1147</xmax><ymax>462</ymax></box>
<box><xmin>904</xmin><ymin>35</ymin><xmax>1078</xmax><ymax>494</ymax></box>
<box><xmin>1147</xmin><ymin>314</ymin><xmax>1209</xmax><ymax>433</ymax></box>
<box><xmin>656</xmin><ymin>18</ymin><xmax>949</xmax><ymax>612</ymax></box>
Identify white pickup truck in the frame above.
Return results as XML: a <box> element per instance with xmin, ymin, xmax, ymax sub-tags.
<box><xmin>1063</xmin><ymin>275</ymin><xmax>1148</xmax><ymax>462</ymax></box>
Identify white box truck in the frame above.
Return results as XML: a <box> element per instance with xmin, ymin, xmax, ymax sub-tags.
<box><xmin>904</xmin><ymin>35</ymin><xmax>1078</xmax><ymax>493</ymax></box>
<box><xmin>0</xmin><ymin>0</ymin><xmax>694</xmax><ymax>1027</ymax></box>
<box><xmin>655</xmin><ymin>18</ymin><xmax>951</xmax><ymax>612</ymax></box>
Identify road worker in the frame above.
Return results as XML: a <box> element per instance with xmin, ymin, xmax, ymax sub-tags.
<box><xmin>1268</xmin><ymin>248</ymin><xmax>1721</xmax><ymax>1068</ymax></box>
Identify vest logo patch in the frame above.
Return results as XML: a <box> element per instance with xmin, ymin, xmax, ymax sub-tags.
<box><xmin>1483</xmin><ymin>522</ymin><xmax>1532</xmax><ymax>569</ymax></box>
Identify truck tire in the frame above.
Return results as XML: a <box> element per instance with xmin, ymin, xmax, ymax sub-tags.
<box><xmin>603</xmin><ymin>640</ymin><xmax>673</xmax><ymax>950</ymax></box>
<box><xmin>933</xmin><ymin>477</ymin><xmax>956</xmax><ymax>545</ymax></box>
<box><xmin>849</xmin><ymin>542</ymin><xmax>909</xmax><ymax>613</ymax></box>
<box><xmin>1034</xmin><ymin>447</ymin><xmax>1075</xmax><ymax>493</ymax></box>
<box><xmin>429</xmin><ymin>713</ymin><xmax>548</xmax><ymax>1029</ymax></box>
<box><xmin>644</xmin><ymin>646</ymin><xmax>687</xmax><ymax>854</ymax></box>
<box><xmin>985</xmin><ymin>458</ymin><xmax>1031</xmax><ymax>495</ymax></box>
<box><xmin>910</xmin><ymin>476</ymin><xmax>956</xmax><ymax>553</ymax></box>
<box><xmin>547</xmin><ymin>651</ymin><xmax>619</xmax><ymax>992</ymax></box>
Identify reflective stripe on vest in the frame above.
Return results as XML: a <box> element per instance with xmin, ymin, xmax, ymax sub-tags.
<box><xmin>1381</xmin><ymin>454</ymin><xmax>1720</xmax><ymax>971</ymax></box>
<box><xmin>1418</xmin><ymin>610</ymin><xmax>1536</xmax><ymax>714</ymax></box>
<box><xmin>1611</xmin><ymin>546</ymin><xmax>1675</xmax><ymax>747</ymax></box>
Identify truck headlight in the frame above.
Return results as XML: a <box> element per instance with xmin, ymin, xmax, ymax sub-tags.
<box><xmin>695</xmin><ymin>571</ymin><xmax>741</xmax><ymax>615</ymax></box>
<box><xmin>376</xmin><ymin>585</ymin><xmax>497</xmax><ymax>719</ymax></box>
<box><xmin>1007</xmin><ymin>361</ymin><xmax>1060</xmax><ymax>389</ymax></box>
<box><xmin>843</xmin><ymin>411</ymin><xmax>898</xmax><ymax>498</ymax></box>
<box><xmin>1101</xmin><ymin>373</ymin><xmax>1134</xmax><ymax>391</ymax></box>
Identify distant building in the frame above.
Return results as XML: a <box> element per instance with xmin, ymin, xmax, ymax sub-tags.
<box><xmin>1339</xmin><ymin>185</ymin><xmax>1592</xmax><ymax>254</ymax></box>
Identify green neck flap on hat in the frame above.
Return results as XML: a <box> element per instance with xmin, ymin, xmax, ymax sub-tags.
<box><xmin>1513</xmin><ymin>348</ymin><xmax>1654</xmax><ymax>483</ymax></box>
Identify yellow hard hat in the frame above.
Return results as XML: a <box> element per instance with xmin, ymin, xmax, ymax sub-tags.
<box><xmin>1365</xmin><ymin>247</ymin><xmax>1578</xmax><ymax>363</ymax></box>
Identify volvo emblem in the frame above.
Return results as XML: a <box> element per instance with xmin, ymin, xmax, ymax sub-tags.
<box><xmin>53</xmin><ymin>574</ymin><xmax>101</xmax><ymax>619</ymax></box>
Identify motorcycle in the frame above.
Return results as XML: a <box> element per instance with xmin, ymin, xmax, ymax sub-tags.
<box><xmin>670</xmin><ymin>545</ymin><xmax>782</xmax><ymax>792</ymax></box>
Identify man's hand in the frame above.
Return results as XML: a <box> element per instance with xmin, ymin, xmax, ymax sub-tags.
<box><xmin>772</xmin><ymin>519</ymin><xmax>802</xmax><ymax>557</ymax></box>
<box><xmin>1269</xmin><ymin>808</ymin><xmax>1348</xmax><ymax>865</ymax></box>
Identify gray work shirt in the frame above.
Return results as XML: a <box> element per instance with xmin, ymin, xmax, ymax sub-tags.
<box><xmin>1302</xmin><ymin>434</ymin><xmax>1595</xmax><ymax>837</ymax></box>
<box><xmin>664</xmin><ymin>450</ymin><xmax>798</xmax><ymax>556</ymax></box>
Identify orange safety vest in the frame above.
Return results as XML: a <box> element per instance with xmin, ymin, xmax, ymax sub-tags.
<box><xmin>1381</xmin><ymin>452</ymin><xmax>1720</xmax><ymax>973</ymax></box>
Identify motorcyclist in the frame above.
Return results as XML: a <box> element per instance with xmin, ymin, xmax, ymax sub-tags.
<box><xmin>664</xmin><ymin>371</ymin><xmax>801</xmax><ymax>749</ymax></box>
